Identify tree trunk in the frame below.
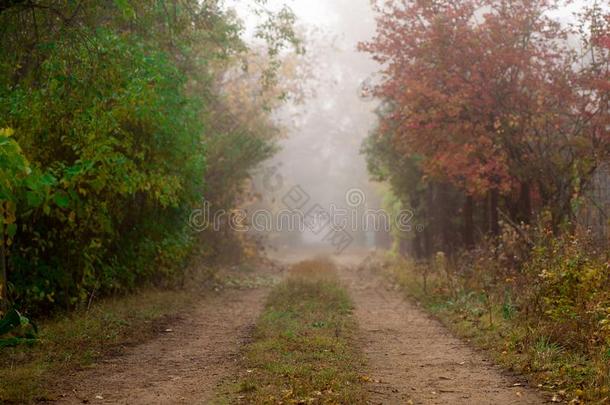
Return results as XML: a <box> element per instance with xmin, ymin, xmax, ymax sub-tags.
<box><xmin>463</xmin><ymin>195</ymin><xmax>475</xmax><ymax>248</ymax></box>
<box><xmin>439</xmin><ymin>186</ymin><xmax>452</xmax><ymax>254</ymax></box>
<box><xmin>489</xmin><ymin>189</ymin><xmax>500</xmax><ymax>236</ymax></box>
<box><xmin>413</xmin><ymin>232</ymin><xmax>424</xmax><ymax>259</ymax></box>
<box><xmin>423</xmin><ymin>227</ymin><xmax>433</xmax><ymax>258</ymax></box>
<box><xmin>424</xmin><ymin>186</ymin><xmax>434</xmax><ymax>257</ymax></box>
<box><xmin>0</xmin><ymin>220</ymin><xmax>7</xmax><ymax>313</ymax></box>
<box><xmin>518</xmin><ymin>182</ymin><xmax>531</xmax><ymax>224</ymax></box>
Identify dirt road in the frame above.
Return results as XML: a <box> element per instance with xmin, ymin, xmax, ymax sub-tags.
<box><xmin>50</xmin><ymin>253</ymin><xmax>549</xmax><ymax>404</ymax></box>
<box><xmin>55</xmin><ymin>285</ymin><xmax>268</xmax><ymax>405</ymax></box>
<box><xmin>339</xmin><ymin>261</ymin><xmax>548</xmax><ymax>405</ymax></box>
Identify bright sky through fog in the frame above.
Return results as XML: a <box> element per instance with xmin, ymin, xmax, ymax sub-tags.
<box><xmin>231</xmin><ymin>0</ymin><xmax>593</xmax><ymax>35</ymax></box>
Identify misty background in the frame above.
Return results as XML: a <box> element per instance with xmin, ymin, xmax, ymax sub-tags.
<box><xmin>228</xmin><ymin>0</ymin><xmax>591</xmax><ymax>254</ymax></box>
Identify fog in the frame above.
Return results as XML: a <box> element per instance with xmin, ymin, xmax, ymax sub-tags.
<box><xmin>228</xmin><ymin>0</ymin><xmax>388</xmax><ymax>255</ymax></box>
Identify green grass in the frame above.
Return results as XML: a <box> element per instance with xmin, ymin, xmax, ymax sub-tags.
<box><xmin>225</xmin><ymin>260</ymin><xmax>368</xmax><ymax>404</ymax></box>
<box><xmin>0</xmin><ymin>287</ymin><xmax>195</xmax><ymax>403</ymax></box>
<box><xmin>379</xmin><ymin>255</ymin><xmax>610</xmax><ymax>404</ymax></box>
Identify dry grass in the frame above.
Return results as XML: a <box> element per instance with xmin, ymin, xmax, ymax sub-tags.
<box><xmin>0</xmin><ymin>287</ymin><xmax>196</xmax><ymax>403</ymax></box>
<box><xmin>375</xmin><ymin>254</ymin><xmax>610</xmax><ymax>404</ymax></box>
<box><xmin>226</xmin><ymin>259</ymin><xmax>368</xmax><ymax>404</ymax></box>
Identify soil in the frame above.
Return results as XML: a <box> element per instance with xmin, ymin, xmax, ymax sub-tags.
<box><xmin>338</xmin><ymin>261</ymin><xmax>549</xmax><ymax>405</ymax></box>
<box><xmin>54</xmin><ymin>285</ymin><xmax>268</xmax><ymax>405</ymax></box>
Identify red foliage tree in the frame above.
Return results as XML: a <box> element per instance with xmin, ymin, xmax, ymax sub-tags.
<box><xmin>361</xmin><ymin>0</ymin><xmax>609</xmax><ymax>234</ymax></box>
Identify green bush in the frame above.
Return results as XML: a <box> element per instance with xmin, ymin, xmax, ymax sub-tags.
<box><xmin>0</xmin><ymin>30</ymin><xmax>204</xmax><ymax>310</ymax></box>
<box><xmin>0</xmin><ymin>1</ymin><xmax>298</xmax><ymax>314</ymax></box>
<box><xmin>524</xmin><ymin>232</ymin><xmax>610</xmax><ymax>353</ymax></box>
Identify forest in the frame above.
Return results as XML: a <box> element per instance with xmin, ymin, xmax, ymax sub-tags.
<box><xmin>0</xmin><ymin>0</ymin><xmax>609</xmax><ymax>403</ymax></box>
<box><xmin>0</xmin><ymin>0</ymin><xmax>299</xmax><ymax>314</ymax></box>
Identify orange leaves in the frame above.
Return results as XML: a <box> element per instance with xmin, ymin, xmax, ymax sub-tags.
<box><xmin>423</xmin><ymin>140</ymin><xmax>513</xmax><ymax>197</ymax></box>
<box><xmin>360</xmin><ymin>0</ymin><xmax>607</xmax><ymax>206</ymax></box>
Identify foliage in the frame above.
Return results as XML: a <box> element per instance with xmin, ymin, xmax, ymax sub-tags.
<box><xmin>0</xmin><ymin>1</ymin><xmax>300</xmax><ymax>313</ymax></box>
<box><xmin>361</xmin><ymin>0</ymin><xmax>610</xmax><ymax>254</ymax></box>
<box><xmin>0</xmin><ymin>309</ymin><xmax>37</xmax><ymax>348</ymax></box>
<box><xmin>0</xmin><ymin>23</ymin><xmax>205</xmax><ymax>310</ymax></box>
<box><xmin>363</xmin><ymin>127</ymin><xmax>466</xmax><ymax>256</ymax></box>
<box><xmin>524</xmin><ymin>231</ymin><xmax>610</xmax><ymax>352</ymax></box>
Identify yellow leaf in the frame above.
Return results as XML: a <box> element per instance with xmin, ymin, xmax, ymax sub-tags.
<box><xmin>0</xmin><ymin>127</ymin><xmax>14</xmax><ymax>137</ymax></box>
<box><xmin>5</xmin><ymin>212</ymin><xmax>16</xmax><ymax>225</ymax></box>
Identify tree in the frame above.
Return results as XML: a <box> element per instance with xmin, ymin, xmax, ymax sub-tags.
<box><xmin>0</xmin><ymin>128</ymin><xmax>29</xmax><ymax>311</ymax></box>
<box><xmin>0</xmin><ymin>0</ymin><xmax>301</xmax><ymax>312</ymax></box>
<box><xmin>361</xmin><ymin>0</ymin><xmax>610</xmax><ymax>252</ymax></box>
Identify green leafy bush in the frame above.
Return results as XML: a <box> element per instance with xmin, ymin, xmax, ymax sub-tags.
<box><xmin>0</xmin><ymin>29</ymin><xmax>204</xmax><ymax>311</ymax></box>
<box><xmin>524</xmin><ymin>232</ymin><xmax>610</xmax><ymax>353</ymax></box>
<box><xmin>0</xmin><ymin>1</ymin><xmax>298</xmax><ymax>314</ymax></box>
<box><xmin>0</xmin><ymin>309</ymin><xmax>37</xmax><ymax>348</ymax></box>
